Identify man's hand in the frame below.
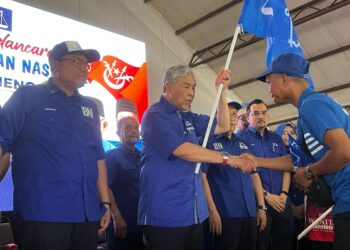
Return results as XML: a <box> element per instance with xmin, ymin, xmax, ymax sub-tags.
<box><xmin>215</xmin><ymin>67</ymin><xmax>231</xmax><ymax>90</ymax></box>
<box><xmin>257</xmin><ymin>209</ymin><xmax>267</xmax><ymax>232</ymax></box>
<box><xmin>229</xmin><ymin>156</ymin><xmax>255</xmax><ymax>173</ymax></box>
<box><xmin>265</xmin><ymin>193</ymin><xmax>286</xmax><ymax>213</ymax></box>
<box><xmin>240</xmin><ymin>153</ymin><xmax>258</xmax><ymax>168</ymax></box>
<box><xmin>293</xmin><ymin>168</ymin><xmax>313</xmax><ymax>191</ymax></box>
<box><xmin>209</xmin><ymin>209</ymin><xmax>222</xmax><ymax>235</ymax></box>
<box><xmin>113</xmin><ymin>213</ymin><xmax>127</xmax><ymax>238</ymax></box>
<box><xmin>98</xmin><ymin>208</ymin><xmax>111</xmax><ymax>235</ymax></box>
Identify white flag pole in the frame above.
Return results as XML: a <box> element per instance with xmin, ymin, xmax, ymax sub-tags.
<box><xmin>297</xmin><ymin>205</ymin><xmax>333</xmax><ymax>240</ymax></box>
<box><xmin>195</xmin><ymin>25</ymin><xmax>242</xmax><ymax>174</ymax></box>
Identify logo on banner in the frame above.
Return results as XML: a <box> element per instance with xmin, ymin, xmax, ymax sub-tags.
<box><xmin>0</xmin><ymin>7</ymin><xmax>12</xmax><ymax>32</ymax></box>
<box><xmin>88</xmin><ymin>55</ymin><xmax>139</xmax><ymax>98</ymax></box>
<box><xmin>103</xmin><ymin>60</ymin><xmax>134</xmax><ymax>90</ymax></box>
<box><xmin>87</xmin><ymin>56</ymin><xmax>148</xmax><ymax>121</ymax></box>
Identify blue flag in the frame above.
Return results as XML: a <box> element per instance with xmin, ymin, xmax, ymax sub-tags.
<box><xmin>288</xmin><ymin>134</ymin><xmax>314</xmax><ymax>169</ymax></box>
<box><xmin>238</xmin><ymin>0</ymin><xmax>314</xmax><ymax>88</ymax></box>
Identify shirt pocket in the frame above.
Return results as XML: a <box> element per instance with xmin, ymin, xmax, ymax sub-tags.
<box><xmin>24</xmin><ymin>108</ymin><xmax>71</xmax><ymax>142</ymax></box>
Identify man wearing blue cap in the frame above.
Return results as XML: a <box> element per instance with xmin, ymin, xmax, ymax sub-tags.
<box><xmin>246</xmin><ymin>53</ymin><xmax>350</xmax><ymax>250</ymax></box>
<box><xmin>202</xmin><ymin>101</ymin><xmax>266</xmax><ymax>250</ymax></box>
<box><xmin>0</xmin><ymin>41</ymin><xmax>111</xmax><ymax>250</ymax></box>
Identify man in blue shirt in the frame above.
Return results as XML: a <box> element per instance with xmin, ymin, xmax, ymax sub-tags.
<box><xmin>0</xmin><ymin>41</ymin><xmax>111</xmax><ymax>250</ymax></box>
<box><xmin>106</xmin><ymin>116</ymin><xmax>144</xmax><ymax>250</ymax></box>
<box><xmin>202</xmin><ymin>101</ymin><xmax>267</xmax><ymax>250</ymax></box>
<box><xmin>250</xmin><ymin>53</ymin><xmax>350</xmax><ymax>250</ymax></box>
<box><xmin>139</xmin><ymin>65</ymin><xmax>254</xmax><ymax>250</ymax></box>
<box><xmin>237</xmin><ymin>99</ymin><xmax>293</xmax><ymax>250</ymax></box>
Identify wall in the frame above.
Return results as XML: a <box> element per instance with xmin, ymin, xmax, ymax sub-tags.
<box><xmin>14</xmin><ymin>0</ymin><xmax>242</xmax><ymax>114</ymax></box>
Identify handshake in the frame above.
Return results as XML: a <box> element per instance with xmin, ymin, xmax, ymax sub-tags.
<box><xmin>226</xmin><ymin>153</ymin><xmax>258</xmax><ymax>173</ymax></box>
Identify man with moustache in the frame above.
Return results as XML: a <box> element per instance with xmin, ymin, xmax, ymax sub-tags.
<box><xmin>106</xmin><ymin>116</ymin><xmax>144</xmax><ymax>250</ymax></box>
<box><xmin>245</xmin><ymin>53</ymin><xmax>350</xmax><ymax>250</ymax></box>
<box><xmin>138</xmin><ymin>65</ymin><xmax>254</xmax><ymax>250</ymax></box>
<box><xmin>0</xmin><ymin>41</ymin><xmax>110</xmax><ymax>250</ymax></box>
<box><xmin>237</xmin><ymin>99</ymin><xmax>293</xmax><ymax>250</ymax></box>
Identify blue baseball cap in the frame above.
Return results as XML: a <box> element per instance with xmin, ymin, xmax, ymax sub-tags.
<box><xmin>49</xmin><ymin>41</ymin><xmax>100</xmax><ymax>62</ymax></box>
<box><xmin>227</xmin><ymin>101</ymin><xmax>242</xmax><ymax>111</ymax></box>
<box><xmin>256</xmin><ymin>53</ymin><xmax>310</xmax><ymax>82</ymax></box>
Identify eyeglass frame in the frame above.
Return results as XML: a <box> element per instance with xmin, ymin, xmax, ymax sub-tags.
<box><xmin>58</xmin><ymin>57</ymin><xmax>89</xmax><ymax>66</ymax></box>
<box><xmin>248</xmin><ymin>110</ymin><xmax>268</xmax><ymax>117</ymax></box>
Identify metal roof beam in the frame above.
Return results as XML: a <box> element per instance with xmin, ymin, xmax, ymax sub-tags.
<box><xmin>189</xmin><ymin>0</ymin><xmax>350</xmax><ymax>67</ymax></box>
<box><xmin>175</xmin><ymin>0</ymin><xmax>242</xmax><ymax>35</ymax></box>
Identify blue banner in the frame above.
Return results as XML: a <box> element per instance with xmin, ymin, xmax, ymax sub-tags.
<box><xmin>239</xmin><ymin>0</ymin><xmax>314</xmax><ymax>88</ymax></box>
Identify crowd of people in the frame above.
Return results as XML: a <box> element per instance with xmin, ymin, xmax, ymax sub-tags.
<box><xmin>0</xmin><ymin>41</ymin><xmax>349</xmax><ymax>250</ymax></box>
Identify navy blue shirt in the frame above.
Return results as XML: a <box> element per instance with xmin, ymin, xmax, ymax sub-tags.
<box><xmin>138</xmin><ymin>96</ymin><xmax>215</xmax><ymax>227</ymax></box>
<box><xmin>205</xmin><ymin>134</ymin><xmax>257</xmax><ymax>218</ymax></box>
<box><xmin>237</xmin><ymin>127</ymin><xmax>287</xmax><ymax>195</ymax></box>
<box><xmin>297</xmin><ymin>88</ymin><xmax>350</xmax><ymax>215</ymax></box>
<box><xmin>106</xmin><ymin>145</ymin><xmax>141</xmax><ymax>232</ymax></box>
<box><xmin>0</xmin><ymin>79</ymin><xmax>105</xmax><ymax>222</ymax></box>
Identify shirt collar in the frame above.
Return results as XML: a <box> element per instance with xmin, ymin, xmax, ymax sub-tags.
<box><xmin>214</xmin><ymin>132</ymin><xmax>235</xmax><ymax>141</ymax></box>
<box><xmin>46</xmin><ymin>78</ymin><xmax>81</xmax><ymax>99</ymax></box>
<box><xmin>119</xmin><ymin>143</ymin><xmax>140</xmax><ymax>156</ymax></box>
<box><xmin>297</xmin><ymin>88</ymin><xmax>315</xmax><ymax>111</ymax></box>
<box><xmin>247</xmin><ymin>126</ymin><xmax>271</xmax><ymax>137</ymax></box>
<box><xmin>159</xmin><ymin>96</ymin><xmax>179</xmax><ymax>114</ymax></box>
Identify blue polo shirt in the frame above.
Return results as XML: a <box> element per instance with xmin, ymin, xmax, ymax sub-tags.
<box><xmin>297</xmin><ymin>88</ymin><xmax>350</xmax><ymax>215</ymax></box>
<box><xmin>205</xmin><ymin>134</ymin><xmax>257</xmax><ymax>218</ymax></box>
<box><xmin>106</xmin><ymin>145</ymin><xmax>141</xmax><ymax>232</ymax></box>
<box><xmin>237</xmin><ymin>127</ymin><xmax>287</xmax><ymax>195</ymax></box>
<box><xmin>0</xmin><ymin>79</ymin><xmax>105</xmax><ymax>222</ymax></box>
<box><xmin>138</xmin><ymin>96</ymin><xmax>216</xmax><ymax>227</ymax></box>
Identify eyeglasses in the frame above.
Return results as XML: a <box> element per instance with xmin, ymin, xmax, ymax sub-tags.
<box><xmin>238</xmin><ymin>115</ymin><xmax>247</xmax><ymax>120</ymax></box>
<box><xmin>59</xmin><ymin>58</ymin><xmax>89</xmax><ymax>66</ymax></box>
<box><xmin>250</xmin><ymin>111</ymin><xmax>268</xmax><ymax>116</ymax></box>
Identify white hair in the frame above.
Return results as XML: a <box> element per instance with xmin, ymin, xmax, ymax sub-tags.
<box><xmin>163</xmin><ymin>65</ymin><xmax>195</xmax><ymax>87</ymax></box>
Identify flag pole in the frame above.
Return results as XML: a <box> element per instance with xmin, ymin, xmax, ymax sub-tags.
<box><xmin>297</xmin><ymin>205</ymin><xmax>333</xmax><ymax>240</ymax></box>
<box><xmin>195</xmin><ymin>25</ymin><xmax>241</xmax><ymax>174</ymax></box>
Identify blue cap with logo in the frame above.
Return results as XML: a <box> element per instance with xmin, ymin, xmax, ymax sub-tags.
<box><xmin>49</xmin><ymin>41</ymin><xmax>100</xmax><ymax>63</ymax></box>
<box><xmin>256</xmin><ymin>53</ymin><xmax>310</xmax><ymax>82</ymax></box>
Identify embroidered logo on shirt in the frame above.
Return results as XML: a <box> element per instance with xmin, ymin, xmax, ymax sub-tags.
<box><xmin>81</xmin><ymin>106</ymin><xmax>94</xmax><ymax>118</ymax></box>
<box><xmin>239</xmin><ymin>142</ymin><xmax>248</xmax><ymax>150</ymax></box>
<box><xmin>213</xmin><ymin>142</ymin><xmax>224</xmax><ymax>151</ymax></box>
<box><xmin>272</xmin><ymin>142</ymin><xmax>279</xmax><ymax>152</ymax></box>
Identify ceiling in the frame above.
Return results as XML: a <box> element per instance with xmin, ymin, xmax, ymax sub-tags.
<box><xmin>144</xmin><ymin>0</ymin><xmax>350</xmax><ymax>130</ymax></box>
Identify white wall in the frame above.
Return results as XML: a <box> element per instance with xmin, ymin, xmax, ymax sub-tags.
<box><xmin>15</xmin><ymin>0</ymin><xmax>242</xmax><ymax>114</ymax></box>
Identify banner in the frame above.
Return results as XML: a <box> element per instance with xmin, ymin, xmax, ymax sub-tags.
<box><xmin>238</xmin><ymin>0</ymin><xmax>314</xmax><ymax>88</ymax></box>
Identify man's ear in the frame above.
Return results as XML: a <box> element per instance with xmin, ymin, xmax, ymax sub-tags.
<box><xmin>281</xmin><ymin>74</ymin><xmax>289</xmax><ymax>87</ymax></box>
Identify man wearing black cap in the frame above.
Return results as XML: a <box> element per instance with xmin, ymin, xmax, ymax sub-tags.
<box><xmin>202</xmin><ymin>101</ymin><xmax>267</xmax><ymax>250</ymax></box>
<box><xmin>245</xmin><ymin>53</ymin><xmax>350</xmax><ymax>250</ymax></box>
<box><xmin>0</xmin><ymin>41</ymin><xmax>111</xmax><ymax>250</ymax></box>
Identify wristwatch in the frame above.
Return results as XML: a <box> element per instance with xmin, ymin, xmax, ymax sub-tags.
<box><xmin>221</xmin><ymin>151</ymin><xmax>229</xmax><ymax>165</ymax></box>
<box><xmin>263</xmin><ymin>190</ymin><xmax>268</xmax><ymax>197</ymax></box>
<box><xmin>257</xmin><ymin>205</ymin><xmax>267</xmax><ymax>211</ymax></box>
<box><xmin>304</xmin><ymin>165</ymin><xmax>314</xmax><ymax>180</ymax></box>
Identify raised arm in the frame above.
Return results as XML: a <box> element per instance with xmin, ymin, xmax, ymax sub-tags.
<box><xmin>214</xmin><ymin>68</ymin><xmax>231</xmax><ymax>134</ymax></box>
